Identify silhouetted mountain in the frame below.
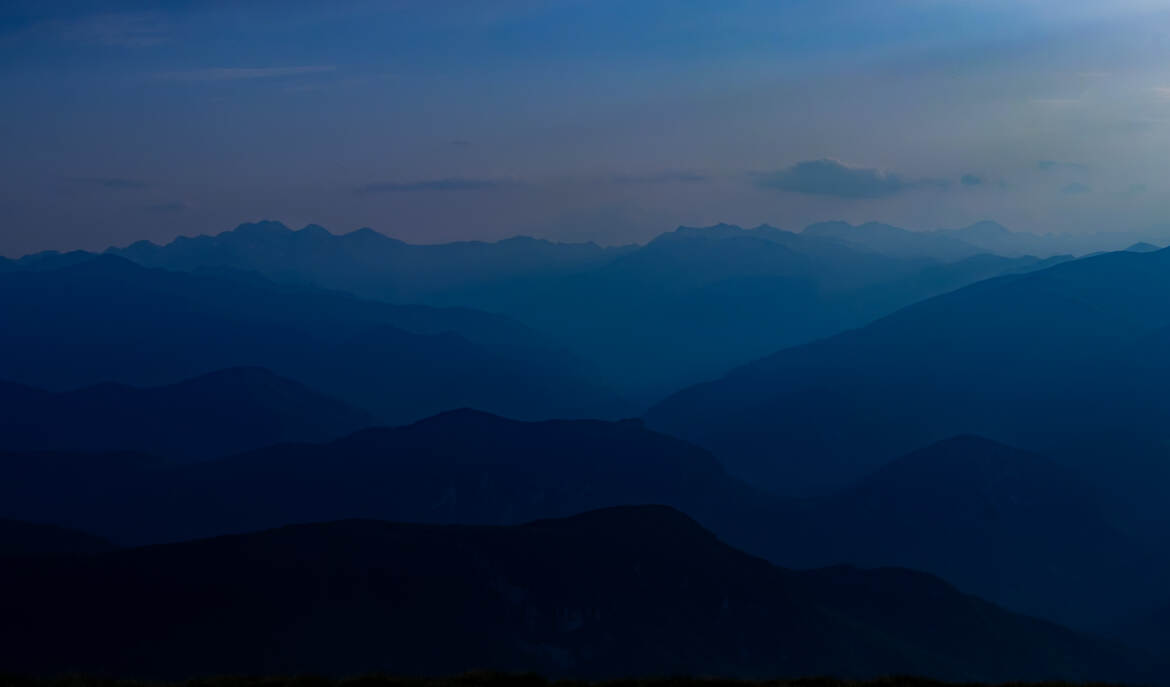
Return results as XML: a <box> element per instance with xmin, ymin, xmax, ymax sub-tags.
<box><xmin>0</xmin><ymin>506</ymin><xmax>1139</xmax><ymax>681</ymax></box>
<box><xmin>646</xmin><ymin>246</ymin><xmax>1170</xmax><ymax>527</ymax></box>
<box><xmin>0</xmin><ymin>409</ymin><xmax>771</xmax><ymax>548</ymax></box>
<box><xmin>0</xmin><ymin>368</ymin><xmax>373</xmax><ymax>461</ymax></box>
<box><xmin>93</xmin><ymin>220</ymin><xmax>1077</xmax><ymax>399</ymax></box>
<box><xmin>803</xmin><ymin>221</ymin><xmax>981</xmax><ymax>260</ymax></box>
<box><xmin>109</xmin><ymin>220</ymin><xmax>634</xmax><ymax>301</ymax></box>
<box><xmin>0</xmin><ymin>255</ymin><xmax>623</xmax><ymax>424</ymax></box>
<box><xmin>0</xmin><ymin>519</ymin><xmax>115</xmax><ymax>557</ymax></box>
<box><xmin>0</xmin><ymin>410</ymin><xmax>1153</xmax><ymax>631</ymax></box>
<box><xmin>774</xmin><ymin>436</ymin><xmax>1147</xmax><ymax>628</ymax></box>
<box><xmin>1127</xmin><ymin>241</ymin><xmax>1161</xmax><ymax>252</ymax></box>
<box><xmin>430</xmin><ymin>224</ymin><xmax>1071</xmax><ymax>398</ymax></box>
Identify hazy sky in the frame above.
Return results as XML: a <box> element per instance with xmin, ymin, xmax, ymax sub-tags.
<box><xmin>3</xmin><ymin>0</ymin><xmax>1170</xmax><ymax>254</ymax></box>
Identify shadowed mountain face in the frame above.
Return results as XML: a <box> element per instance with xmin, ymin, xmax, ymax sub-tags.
<box><xmin>0</xmin><ymin>506</ymin><xmax>1138</xmax><ymax>682</ymax></box>
<box><xmin>98</xmin><ymin>221</ymin><xmax>1072</xmax><ymax>400</ymax></box>
<box><xmin>0</xmin><ymin>368</ymin><xmax>373</xmax><ymax>461</ymax></box>
<box><xmin>0</xmin><ymin>409</ymin><xmax>771</xmax><ymax>549</ymax></box>
<box><xmin>646</xmin><ymin>246</ymin><xmax>1170</xmax><ymax>525</ymax></box>
<box><xmin>0</xmin><ymin>256</ymin><xmax>625</xmax><ymax>424</ymax></box>
<box><xmin>0</xmin><ymin>519</ymin><xmax>115</xmax><ymax>557</ymax></box>
<box><xmin>770</xmin><ymin>436</ymin><xmax>1149</xmax><ymax>628</ymax></box>
<box><xmin>0</xmin><ymin>410</ymin><xmax>1148</xmax><ymax>630</ymax></box>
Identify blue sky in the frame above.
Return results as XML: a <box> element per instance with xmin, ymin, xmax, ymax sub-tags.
<box><xmin>2</xmin><ymin>1</ymin><xmax>1170</xmax><ymax>253</ymax></box>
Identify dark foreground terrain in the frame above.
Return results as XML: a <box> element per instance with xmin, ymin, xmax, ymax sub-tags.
<box><xmin>0</xmin><ymin>674</ymin><xmax>1141</xmax><ymax>687</ymax></box>
<box><xmin>0</xmin><ymin>676</ymin><xmax>1139</xmax><ymax>687</ymax></box>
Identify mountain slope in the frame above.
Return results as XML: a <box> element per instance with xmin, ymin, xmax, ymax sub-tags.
<box><xmin>0</xmin><ymin>519</ymin><xmax>115</xmax><ymax>557</ymax></box>
<box><xmin>802</xmin><ymin>221</ymin><xmax>980</xmax><ymax>260</ymax></box>
<box><xmin>0</xmin><ymin>507</ymin><xmax>1139</xmax><ymax>681</ymax></box>
<box><xmin>0</xmin><ymin>410</ymin><xmax>1151</xmax><ymax>630</ymax></box>
<box><xmin>0</xmin><ymin>409</ymin><xmax>772</xmax><ymax>548</ymax></box>
<box><xmin>96</xmin><ymin>220</ymin><xmax>1079</xmax><ymax>399</ymax></box>
<box><xmin>0</xmin><ymin>367</ymin><xmax>374</xmax><ymax>461</ymax></box>
<box><xmin>774</xmin><ymin>436</ymin><xmax>1146</xmax><ymax>627</ymax></box>
<box><xmin>433</xmin><ymin>224</ymin><xmax>1070</xmax><ymax>398</ymax></box>
<box><xmin>0</xmin><ymin>255</ymin><xmax>623</xmax><ymax>423</ymax></box>
<box><xmin>646</xmin><ymin>246</ymin><xmax>1170</xmax><ymax>522</ymax></box>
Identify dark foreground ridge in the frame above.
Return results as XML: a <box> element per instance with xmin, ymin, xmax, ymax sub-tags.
<box><xmin>0</xmin><ymin>673</ymin><xmax>1139</xmax><ymax>687</ymax></box>
<box><xmin>0</xmin><ymin>507</ymin><xmax>1140</xmax><ymax>682</ymax></box>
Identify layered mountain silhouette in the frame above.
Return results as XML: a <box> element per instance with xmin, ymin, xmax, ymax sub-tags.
<box><xmin>0</xmin><ymin>519</ymin><xmax>115</xmax><ymax>557</ymax></box>
<box><xmin>427</xmin><ymin>224</ymin><xmax>1074</xmax><ymax>397</ymax></box>
<box><xmin>108</xmin><ymin>220</ymin><xmax>635</xmax><ymax>301</ymax></box>
<box><xmin>0</xmin><ymin>255</ymin><xmax>623</xmax><ymax>423</ymax></box>
<box><xmin>0</xmin><ymin>506</ymin><xmax>1138</xmax><ymax>681</ymax></box>
<box><xmin>646</xmin><ymin>245</ymin><xmax>1170</xmax><ymax>527</ymax></box>
<box><xmin>0</xmin><ymin>409</ymin><xmax>771</xmax><ymax>548</ymax></box>
<box><xmin>0</xmin><ymin>367</ymin><xmax>373</xmax><ymax>460</ymax></box>
<box><xmin>772</xmin><ymin>436</ymin><xmax>1148</xmax><ymax>628</ymax></box>
<box><xmin>91</xmin><ymin>221</ymin><xmax>1078</xmax><ymax>398</ymax></box>
<box><xmin>802</xmin><ymin>221</ymin><xmax>982</xmax><ymax>260</ymax></box>
<box><xmin>0</xmin><ymin>409</ymin><xmax>1148</xmax><ymax>630</ymax></box>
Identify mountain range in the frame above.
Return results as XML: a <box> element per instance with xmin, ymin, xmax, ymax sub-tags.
<box><xmin>0</xmin><ymin>506</ymin><xmax>1140</xmax><ymax>681</ymax></box>
<box><xmin>88</xmin><ymin>220</ymin><xmax>1083</xmax><ymax>398</ymax></box>
<box><xmin>646</xmin><ymin>244</ymin><xmax>1170</xmax><ymax>532</ymax></box>
<box><xmin>0</xmin><ymin>405</ymin><xmax>1151</xmax><ymax>630</ymax></box>
<box><xmin>0</xmin><ymin>255</ymin><xmax>624</xmax><ymax>424</ymax></box>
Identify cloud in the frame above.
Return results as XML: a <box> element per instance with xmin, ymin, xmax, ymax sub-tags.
<box><xmin>754</xmin><ymin>159</ymin><xmax>942</xmax><ymax>198</ymax></box>
<box><xmin>60</xmin><ymin>13</ymin><xmax>168</xmax><ymax>47</ymax></box>
<box><xmin>610</xmin><ymin>171</ymin><xmax>708</xmax><ymax>185</ymax></box>
<box><xmin>961</xmin><ymin>173</ymin><xmax>983</xmax><ymax>186</ymax></box>
<box><xmin>1062</xmin><ymin>182</ymin><xmax>1092</xmax><ymax>195</ymax></box>
<box><xmin>356</xmin><ymin>178</ymin><xmax>507</xmax><ymax>194</ymax></box>
<box><xmin>157</xmin><ymin>66</ymin><xmax>337</xmax><ymax>82</ymax></box>
<box><xmin>71</xmin><ymin>177</ymin><xmax>148</xmax><ymax>189</ymax></box>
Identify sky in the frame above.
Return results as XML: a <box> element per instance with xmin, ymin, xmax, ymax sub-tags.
<box><xmin>2</xmin><ymin>0</ymin><xmax>1170</xmax><ymax>255</ymax></box>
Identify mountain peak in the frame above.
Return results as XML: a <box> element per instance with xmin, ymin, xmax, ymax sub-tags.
<box><xmin>229</xmin><ymin>220</ymin><xmax>292</xmax><ymax>237</ymax></box>
<box><xmin>297</xmin><ymin>223</ymin><xmax>332</xmax><ymax>238</ymax></box>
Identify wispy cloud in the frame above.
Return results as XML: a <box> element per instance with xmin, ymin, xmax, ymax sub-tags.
<box><xmin>356</xmin><ymin>178</ymin><xmax>508</xmax><ymax>194</ymax></box>
<box><xmin>961</xmin><ymin>173</ymin><xmax>983</xmax><ymax>187</ymax></box>
<box><xmin>60</xmin><ymin>13</ymin><xmax>168</xmax><ymax>47</ymax></box>
<box><xmin>754</xmin><ymin>159</ymin><xmax>943</xmax><ymax>199</ymax></box>
<box><xmin>1062</xmin><ymin>182</ymin><xmax>1092</xmax><ymax>195</ymax></box>
<box><xmin>157</xmin><ymin>66</ymin><xmax>337</xmax><ymax>82</ymax></box>
<box><xmin>70</xmin><ymin>177</ymin><xmax>148</xmax><ymax>189</ymax></box>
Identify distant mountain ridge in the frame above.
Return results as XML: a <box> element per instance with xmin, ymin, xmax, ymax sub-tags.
<box><xmin>107</xmin><ymin>220</ymin><xmax>636</xmax><ymax>302</ymax></box>
<box><xmin>645</xmin><ymin>245</ymin><xmax>1170</xmax><ymax>529</ymax></box>
<box><xmin>0</xmin><ymin>255</ymin><xmax>624</xmax><ymax>424</ymax></box>
<box><xmin>0</xmin><ymin>506</ymin><xmax>1140</xmax><ymax>681</ymax></box>
<box><xmin>27</xmin><ymin>218</ymin><xmax>1092</xmax><ymax>398</ymax></box>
